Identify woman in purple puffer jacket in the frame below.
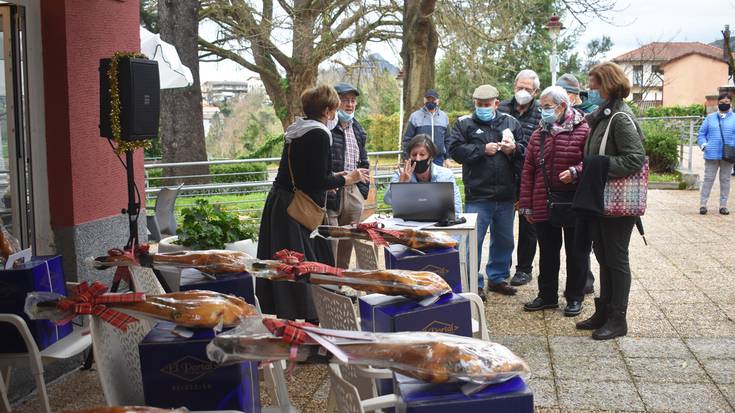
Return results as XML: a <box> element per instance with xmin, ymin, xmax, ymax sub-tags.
<box><xmin>518</xmin><ymin>85</ymin><xmax>590</xmax><ymax>317</ymax></box>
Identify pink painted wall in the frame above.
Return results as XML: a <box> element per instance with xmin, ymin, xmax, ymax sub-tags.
<box><xmin>662</xmin><ymin>54</ymin><xmax>729</xmax><ymax>106</ymax></box>
<box><xmin>41</xmin><ymin>0</ymin><xmax>145</xmax><ymax>227</ymax></box>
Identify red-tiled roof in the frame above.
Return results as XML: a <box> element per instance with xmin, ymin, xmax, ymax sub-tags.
<box><xmin>612</xmin><ymin>42</ymin><xmax>732</xmax><ymax>63</ymax></box>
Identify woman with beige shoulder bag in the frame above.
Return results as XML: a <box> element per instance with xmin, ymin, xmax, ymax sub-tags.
<box><xmin>257</xmin><ymin>84</ymin><xmax>369</xmax><ymax>321</ymax></box>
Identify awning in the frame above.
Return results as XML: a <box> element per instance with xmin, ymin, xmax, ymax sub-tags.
<box><xmin>140</xmin><ymin>27</ymin><xmax>194</xmax><ymax>89</ymax></box>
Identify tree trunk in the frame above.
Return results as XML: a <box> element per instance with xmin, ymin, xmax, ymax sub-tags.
<box><xmin>400</xmin><ymin>0</ymin><xmax>438</xmax><ymax>127</ymax></box>
<box><xmin>158</xmin><ymin>0</ymin><xmax>209</xmax><ymax>185</ymax></box>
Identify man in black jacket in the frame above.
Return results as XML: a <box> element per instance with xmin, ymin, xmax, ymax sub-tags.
<box><xmin>327</xmin><ymin>83</ymin><xmax>370</xmax><ymax>268</ymax></box>
<box><xmin>446</xmin><ymin>84</ymin><xmax>526</xmax><ymax>297</ymax></box>
<box><xmin>498</xmin><ymin>69</ymin><xmax>542</xmax><ymax>288</ymax></box>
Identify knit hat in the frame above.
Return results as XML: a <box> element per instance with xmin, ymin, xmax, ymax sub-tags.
<box><xmin>556</xmin><ymin>74</ymin><xmax>581</xmax><ymax>95</ymax></box>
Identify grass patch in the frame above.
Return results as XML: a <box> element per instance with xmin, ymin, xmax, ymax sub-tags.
<box><xmin>648</xmin><ymin>171</ymin><xmax>681</xmax><ymax>183</ymax></box>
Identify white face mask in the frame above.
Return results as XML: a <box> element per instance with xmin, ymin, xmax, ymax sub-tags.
<box><xmin>514</xmin><ymin>90</ymin><xmax>533</xmax><ymax>105</ymax></box>
<box><xmin>326</xmin><ymin>110</ymin><xmax>339</xmax><ymax>130</ymax></box>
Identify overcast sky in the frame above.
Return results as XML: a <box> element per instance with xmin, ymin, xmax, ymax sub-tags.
<box><xmin>199</xmin><ymin>0</ymin><xmax>735</xmax><ymax>83</ymax></box>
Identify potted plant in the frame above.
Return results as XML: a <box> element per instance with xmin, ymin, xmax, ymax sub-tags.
<box><xmin>158</xmin><ymin>199</ymin><xmax>258</xmax><ymax>255</ymax></box>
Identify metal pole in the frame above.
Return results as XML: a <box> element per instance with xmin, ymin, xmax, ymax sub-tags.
<box><xmin>551</xmin><ymin>40</ymin><xmax>558</xmax><ymax>85</ymax></box>
<box><xmin>688</xmin><ymin>119</ymin><xmax>694</xmax><ymax>172</ymax></box>
<box><xmin>398</xmin><ymin>82</ymin><xmax>404</xmax><ymax>153</ymax></box>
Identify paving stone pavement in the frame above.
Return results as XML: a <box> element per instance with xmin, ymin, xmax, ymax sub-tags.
<box><xmin>10</xmin><ymin>187</ymin><xmax>735</xmax><ymax>413</ymax></box>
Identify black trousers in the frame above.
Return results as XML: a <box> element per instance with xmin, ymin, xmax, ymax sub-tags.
<box><xmin>535</xmin><ymin>221</ymin><xmax>585</xmax><ymax>302</ymax></box>
<box><xmin>516</xmin><ymin>212</ymin><xmax>537</xmax><ymax>274</ymax></box>
<box><xmin>588</xmin><ymin>216</ymin><xmax>636</xmax><ymax>311</ymax></box>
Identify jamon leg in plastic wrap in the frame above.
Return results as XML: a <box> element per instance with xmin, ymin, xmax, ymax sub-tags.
<box><xmin>61</xmin><ymin>408</ymin><xmax>187</xmax><ymax>413</ymax></box>
<box><xmin>316</xmin><ymin>223</ymin><xmax>458</xmax><ymax>250</ymax></box>
<box><xmin>94</xmin><ymin>248</ymin><xmax>252</xmax><ymax>275</ymax></box>
<box><xmin>247</xmin><ymin>249</ymin><xmax>451</xmax><ymax>299</ymax></box>
<box><xmin>26</xmin><ymin>282</ymin><xmax>259</xmax><ymax>331</ymax></box>
<box><xmin>207</xmin><ymin>318</ymin><xmax>529</xmax><ymax>385</ymax></box>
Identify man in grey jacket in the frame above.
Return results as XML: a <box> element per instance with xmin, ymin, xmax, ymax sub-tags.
<box><xmin>403</xmin><ymin>89</ymin><xmax>450</xmax><ymax>166</ymax></box>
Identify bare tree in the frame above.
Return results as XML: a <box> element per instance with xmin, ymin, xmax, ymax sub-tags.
<box><xmin>198</xmin><ymin>0</ymin><xmax>402</xmax><ymax>130</ymax></box>
<box><xmin>159</xmin><ymin>0</ymin><xmax>210</xmax><ymax>184</ymax></box>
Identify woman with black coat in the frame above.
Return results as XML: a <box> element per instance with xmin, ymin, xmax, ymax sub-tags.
<box><xmin>257</xmin><ymin>84</ymin><xmax>369</xmax><ymax>320</ymax></box>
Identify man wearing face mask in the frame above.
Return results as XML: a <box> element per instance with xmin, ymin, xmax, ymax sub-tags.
<box><xmin>446</xmin><ymin>84</ymin><xmax>526</xmax><ymax>298</ymax></box>
<box><xmin>403</xmin><ymin>89</ymin><xmax>450</xmax><ymax>166</ymax></box>
<box><xmin>498</xmin><ymin>69</ymin><xmax>542</xmax><ymax>289</ymax></box>
<box><xmin>327</xmin><ymin>82</ymin><xmax>371</xmax><ymax>268</ymax></box>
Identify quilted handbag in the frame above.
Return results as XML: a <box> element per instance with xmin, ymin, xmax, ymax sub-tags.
<box><xmin>599</xmin><ymin>112</ymin><xmax>649</xmax><ymax>217</ymax></box>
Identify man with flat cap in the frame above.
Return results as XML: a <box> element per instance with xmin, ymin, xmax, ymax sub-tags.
<box><xmin>328</xmin><ymin>82</ymin><xmax>370</xmax><ymax>268</ymax></box>
<box><xmin>403</xmin><ymin>89</ymin><xmax>450</xmax><ymax>166</ymax></box>
<box><xmin>446</xmin><ymin>84</ymin><xmax>526</xmax><ymax>298</ymax></box>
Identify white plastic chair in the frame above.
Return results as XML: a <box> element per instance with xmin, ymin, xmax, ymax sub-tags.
<box><xmin>146</xmin><ymin>184</ymin><xmax>183</xmax><ymax>242</ymax></box>
<box><xmin>353</xmin><ymin>240</ymin><xmax>379</xmax><ymax>270</ymax></box>
<box><xmin>91</xmin><ymin>266</ymin><xmax>163</xmax><ymax>406</ymax></box>
<box><xmin>328</xmin><ymin>364</ymin><xmax>398</xmax><ymax>413</ymax></box>
<box><xmin>0</xmin><ymin>312</ymin><xmax>92</xmax><ymax>413</ymax></box>
<box><xmin>311</xmin><ymin>286</ymin><xmax>392</xmax><ymax>412</ymax></box>
<box><xmin>458</xmin><ymin>292</ymin><xmax>489</xmax><ymax>341</ymax></box>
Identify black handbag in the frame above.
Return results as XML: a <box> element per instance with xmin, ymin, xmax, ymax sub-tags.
<box><xmin>539</xmin><ymin>132</ymin><xmax>576</xmax><ymax>228</ymax></box>
<box><xmin>718</xmin><ymin>117</ymin><xmax>735</xmax><ymax>164</ymax></box>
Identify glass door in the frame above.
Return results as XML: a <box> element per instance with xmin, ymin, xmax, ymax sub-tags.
<box><xmin>0</xmin><ymin>4</ymin><xmax>34</xmax><ymax>249</ymax></box>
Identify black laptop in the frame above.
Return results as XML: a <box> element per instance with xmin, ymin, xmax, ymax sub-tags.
<box><xmin>390</xmin><ymin>182</ymin><xmax>455</xmax><ymax>222</ymax></box>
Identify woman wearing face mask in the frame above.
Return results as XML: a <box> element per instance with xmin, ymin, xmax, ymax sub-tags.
<box><xmin>574</xmin><ymin>62</ymin><xmax>645</xmax><ymax>340</ymax></box>
<box><xmin>384</xmin><ymin>134</ymin><xmax>462</xmax><ymax>215</ymax></box>
<box><xmin>258</xmin><ymin>84</ymin><xmax>369</xmax><ymax>321</ymax></box>
<box><xmin>697</xmin><ymin>92</ymin><xmax>735</xmax><ymax>215</ymax></box>
<box><xmin>519</xmin><ymin>86</ymin><xmax>589</xmax><ymax>317</ymax></box>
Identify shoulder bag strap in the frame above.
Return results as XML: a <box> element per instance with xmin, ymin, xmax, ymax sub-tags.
<box><xmin>718</xmin><ymin>116</ymin><xmax>726</xmax><ymax>147</ymax></box>
<box><xmin>287</xmin><ymin>144</ymin><xmax>298</xmax><ymax>190</ymax></box>
<box><xmin>599</xmin><ymin>111</ymin><xmax>636</xmax><ymax>156</ymax></box>
<box><xmin>538</xmin><ymin>132</ymin><xmax>553</xmax><ymax>198</ymax></box>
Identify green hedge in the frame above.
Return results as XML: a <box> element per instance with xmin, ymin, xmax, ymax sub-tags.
<box><xmin>643</xmin><ymin>104</ymin><xmax>705</xmax><ymax>118</ymax></box>
<box><xmin>640</xmin><ymin>120</ymin><xmax>679</xmax><ymax>173</ymax></box>
<box><xmin>145</xmin><ymin>162</ymin><xmax>267</xmax><ymax>184</ymax></box>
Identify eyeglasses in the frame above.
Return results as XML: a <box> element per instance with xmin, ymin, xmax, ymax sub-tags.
<box><xmin>340</xmin><ymin>98</ymin><xmax>357</xmax><ymax>104</ymax></box>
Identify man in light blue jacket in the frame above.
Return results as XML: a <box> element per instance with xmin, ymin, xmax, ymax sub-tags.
<box><xmin>403</xmin><ymin>89</ymin><xmax>450</xmax><ymax>166</ymax></box>
<box><xmin>697</xmin><ymin>92</ymin><xmax>734</xmax><ymax>215</ymax></box>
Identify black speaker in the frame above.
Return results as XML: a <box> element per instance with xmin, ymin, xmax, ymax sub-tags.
<box><xmin>100</xmin><ymin>57</ymin><xmax>160</xmax><ymax>141</ymax></box>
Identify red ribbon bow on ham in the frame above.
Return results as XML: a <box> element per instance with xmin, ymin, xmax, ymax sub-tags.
<box><xmin>354</xmin><ymin>222</ymin><xmax>404</xmax><ymax>247</ymax></box>
<box><xmin>262</xmin><ymin>318</ymin><xmax>317</xmax><ymax>361</ymax></box>
<box><xmin>108</xmin><ymin>244</ymin><xmax>149</xmax><ymax>291</ymax></box>
<box><xmin>272</xmin><ymin>249</ymin><xmax>343</xmax><ymax>279</ymax></box>
<box><xmin>57</xmin><ymin>281</ymin><xmax>145</xmax><ymax>332</ymax></box>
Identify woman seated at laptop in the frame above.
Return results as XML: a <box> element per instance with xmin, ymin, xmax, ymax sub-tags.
<box><xmin>384</xmin><ymin>134</ymin><xmax>462</xmax><ymax>215</ymax></box>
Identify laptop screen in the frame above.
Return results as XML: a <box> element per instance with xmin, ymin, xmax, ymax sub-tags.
<box><xmin>390</xmin><ymin>182</ymin><xmax>455</xmax><ymax>222</ymax></box>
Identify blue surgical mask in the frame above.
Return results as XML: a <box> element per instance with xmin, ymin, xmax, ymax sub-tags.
<box><xmin>540</xmin><ymin>108</ymin><xmax>558</xmax><ymax>124</ymax></box>
<box><xmin>425</xmin><ymin>101</ymin><xmax>438</xmax><ymax>110</ymax></box>
<box><xmin>586</xmin><ymin>89</ymin><xmax>606</xmax><ymax>107</ymax></box>
<box><xmin>337</xmin><ymin>110</ymin><xmax>354</xmax><ymax>123</ymax></box>
<box><xmin>475</xmin><ymin>107</ymin><xmax>495</xmax><ymax>122</ymax></box>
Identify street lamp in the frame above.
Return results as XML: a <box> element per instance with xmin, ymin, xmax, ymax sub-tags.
<box><xmin>396</xmin><ymin>69</ymin><xmax>405</xmax><ymax>153</ymax></box>
<box><xmin>546</xmin><ymin>14</ymin><xmax>565</xmax><ymax>85</ymax></box>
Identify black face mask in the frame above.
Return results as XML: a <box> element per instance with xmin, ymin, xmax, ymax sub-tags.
<box><xmin>411</xmin><ymin>158</ymin><xmax>431</xmax><ymax>174</ymax></box>
<box><xmin>719</xmin><ymin>103</ymin><xmax>731</xmax><ymax>112</ymax></box>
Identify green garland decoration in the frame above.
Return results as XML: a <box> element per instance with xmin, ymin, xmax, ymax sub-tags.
<box><xmin>107</xmin><ymin>51</ymin><xmax>153</xmax><ymax>154</ymax></box>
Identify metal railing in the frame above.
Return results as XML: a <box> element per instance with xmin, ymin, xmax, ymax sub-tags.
<box><xmin>144</xmin><ymin>115</ymin><xmax>703</xmax><ymax>220</ymax></box>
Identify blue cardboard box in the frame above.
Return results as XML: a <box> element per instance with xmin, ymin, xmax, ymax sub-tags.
<box><xmin>384</xmin><ymin>245</ymin><xmax>462</xmax><ymax>293</ymax></box>
<box><xmin>139</xmin><ymin>322</ymin><xmax>260</xmax><ymax>412</ymax></box>
<box><xmin>180</xmin><ymin>271</ymin><xmax>255</xmax><ymax>305</ymax></box>
<box><xmin>395</xmin><ymin>373</ymin><xmax>533</xmax><ymax>412</ymax></box>
<box><xmin>359</xmin><ymin>293</ymin><xmax>472</xmax><ymax>337</ymax></box>
<box><xmin>0</xmin><ymin>256</ymin><xmax>72</xmax><ymax>353</ymax></box>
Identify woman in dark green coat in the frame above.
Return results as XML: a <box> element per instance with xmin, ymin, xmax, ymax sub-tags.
<box><xmin>575</xmin><ymin>62</ymin><xmax>646</xmax><ymax>340</ymax></box>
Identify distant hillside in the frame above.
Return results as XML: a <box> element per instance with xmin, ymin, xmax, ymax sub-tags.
<box><xmin>711</xmin><ymin>37</ymin><xmax>735</xmax><ymax>49</ymax></box>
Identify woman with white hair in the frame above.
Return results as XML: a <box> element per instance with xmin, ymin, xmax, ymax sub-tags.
<box><xmin>518</xmin><ymin>85</ymin><xmax>590</xmax><ymax>316</ymax></box>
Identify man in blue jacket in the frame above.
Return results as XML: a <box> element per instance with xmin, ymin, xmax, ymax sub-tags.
<box><xmin>403</xmin><ymin>89</ymin><xmax>450</xmax><ymax>166</ymax></box>
<box><xmin>446</xmin><ymin>84</ymin><xmax>526</xmax><ymax>298</ymax></box>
